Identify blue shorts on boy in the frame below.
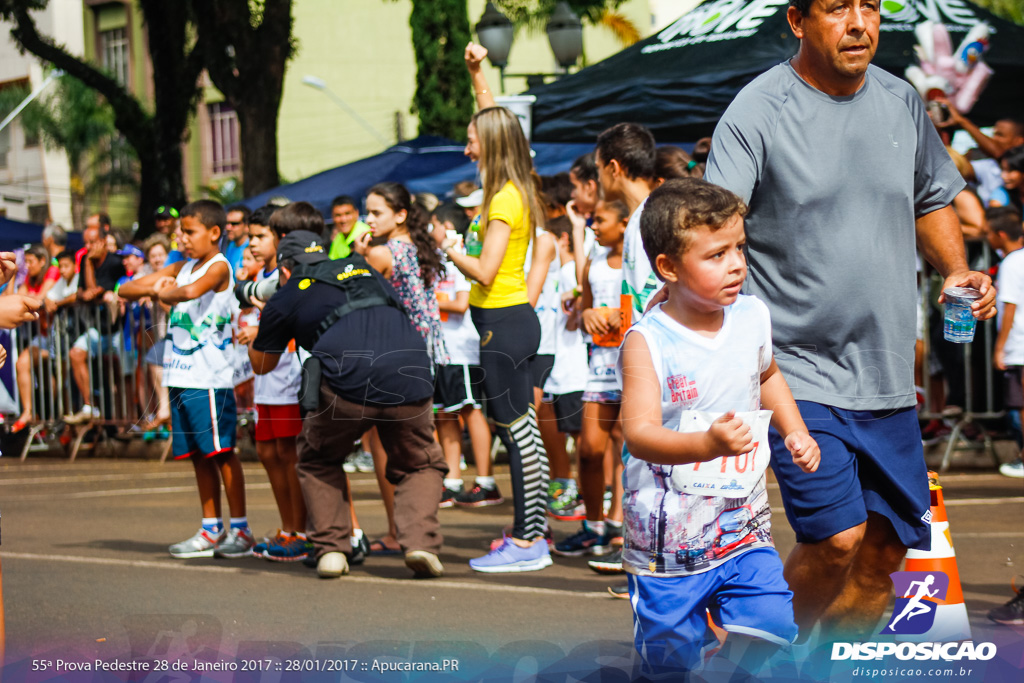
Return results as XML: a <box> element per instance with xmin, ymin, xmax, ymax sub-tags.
<box><xmin>618</xmin><ymin>296</ymin><xmax>796</xmax><ymax>671</ymax></box>
<box><xmin>768</xmin><ymin>402</ymin><xmax>930</xmax><ymax>549</ymax></box>
<box><xmin>170</xmin><ymin>387</ymin><xmax>237</xmax><ymax>459</ymax></box>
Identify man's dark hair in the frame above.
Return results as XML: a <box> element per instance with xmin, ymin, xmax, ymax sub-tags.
<box><xmin>432</xmin><ymin>202</ymin><xmax>470</xmax><ymax>236</ymax></box>
<box><xmin>641</xmin><ymin>178</ymin><xmax>748</xmax><ymax>281</ymax></box>
<box><xmin>545</xmin><ymin>215</ymin><xmax>574</xmax><ymax>251</ymax></box>
<box><xmin>270</xmin><ymin>201</ymin><xmax>325</xmax><ymax>240</ymax></box>
<box><xmin>789</xmin><ymin>0</ymin><xmax>813</xmax><ymax>15</ymax></box>
<box><xmin>181</xmin><ymin>200</ymin><xmax>227</xmax><ymax>231</ymax></box>
<box><xmin>595</xmin><ymin>123</ymin><xmax>656</xmax><ymax>181</ymax></box>
<box><xmin>331</xmin><ymin>195</ymin><xmax>359</xmax><ymax>211</ymax></box>
<box><xmin>226</xmin><ymin>204</ymin><xmax>252</xmax><ymax>223</ymax></box>
<box><xmin>541</xmin><ymin>173</ymin><xmax>574</xmax><ymax>212</ymax></box>
<box><xmin>90</xmin><ymin>213</ymin><xmax>112</xmax><ymax>233</ymax></box>
<box><xmin>56</xmin><ymin>250</ymin><xmax>76</xmax><ymax>263</ymax></box>
<box><xmin>249</xmin><ymin>205</ymin><xmax>278</xmax><ymax>228</ymax></box>
<box><xmin>988</xmin><ymin>206</ymin><xmax>1023</xmax><ymax>242</ymax></box>
<box><xmin>570</xmin><ymin>152</ymin><xmax>599</xmax><ymax>184</ymax></box>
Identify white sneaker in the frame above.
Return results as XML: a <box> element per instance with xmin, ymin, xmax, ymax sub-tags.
<box><xmin>64</xmin><ymin>405</ymin><xmax>98</xmax><ymax>424</ymax></box>
<box><xmin>317</xmin><ymin>551</ymin><xmax>349</xmax><ymax>578</ymax></box>
<box><xmin>169</xmin><ymin>527</ymin><xmax>224</xmax><ymax>558</ymax></box>
<box><xmin>405</xmin><ymin>550</ymin><xmax>444</xmax><ymax>578</ymax></box>
<box><xmin>1000</xmin><ymin>461</ymin><xmax>1024</xmax><ymax>479</ymax></box>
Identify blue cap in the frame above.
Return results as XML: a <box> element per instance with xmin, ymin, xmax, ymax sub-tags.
<box><xmin>118</xmin><ymin>244</ymin><xmax>144</xmax><ymax>259</ymax></box>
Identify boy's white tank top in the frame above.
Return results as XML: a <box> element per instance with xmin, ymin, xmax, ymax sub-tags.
<box><xmin>163</xmin><ymin>253</ymin><xmax>236</xmax><ymax>389</ymax></box>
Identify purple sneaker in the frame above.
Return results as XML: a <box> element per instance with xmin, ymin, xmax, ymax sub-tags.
<box><xmin>469</xmin><ymin>537</ymin><xmax>553</xmax><ymax>573</ymax></box>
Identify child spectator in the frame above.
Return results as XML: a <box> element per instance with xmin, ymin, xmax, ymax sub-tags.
<box><xmin>356</xmin><ymin>182</ymin><xmax>448</xmax><ymax>364</ymax></box>
<box><xmin>10</xmin><ymin>244</ymin><xmax>58</xmax><ymax>432</ymax></box>
<box><xmin>356</xmin><ymin>183</ymin><xmax>448</xmax><ymax>553</ymax></box>
<box><xmin>118</xmin><ymin>200</ymin><xmax>252</xmax><ymax>560</ymax></box>
<box><xmin>430</xmin><ymin>203</ymin><xmax>499</xmax><ymax>507</ymax></box>
<box><xmin>64</xmin><ymin>226</ymin><xmax>126</xmax><ymax>424</ymax></box>
<box><xmin>619</xmin><ymin>179</ymin><xmax>819</xmax><ymax>674</ymax></box>
<box><xmin>555</xmin><ymin>200</ymin><xmax>628</xmax><ymax>557</ymax></box>
<box><xmin>141</xmin><ymin>236</ymin><xmax>171</xmax><ymax>431</ymax></box>
<box><xmin>540</xmin><ymin>217</ymin><xmax>589</xmax><ymax>520</ymax></box>
<box><xmin>991</xmin><ymin>207</ymin><xmax>1024</xmax><ymax>481</ymax></box>
<box><xmin>237</xmin><ymin>205</ymin><xmax>309</xmax><ymax>560</ymax></box>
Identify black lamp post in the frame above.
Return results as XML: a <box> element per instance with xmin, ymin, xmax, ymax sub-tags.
<box><xmin>475</xmin><ymin>1</ymin><xmax>583</xmax><ymax>93</ymax></box>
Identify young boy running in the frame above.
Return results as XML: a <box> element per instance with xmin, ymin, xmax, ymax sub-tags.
<box><xmin>619</xmin><ymin>179</ymin><xmax>819</xmax><ymax>674</ymax></box>
<box><xmin>238</xmin><ymin>205</ymin><xmax>309</xmax><ymax>560</ymax></box>
<box><xmin>120</xmin><ymin>200</ymin><xmax>253</xmax><ymax>559</ymax></box>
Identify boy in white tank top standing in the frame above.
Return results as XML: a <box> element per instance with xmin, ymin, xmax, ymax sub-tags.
<box><xmin>119</xmin><ymin>201</ymin><xmax>252</xmax><ymax>560</ymax></box>
<box><xmin>619</xmin><ymin>179</ymin><xmax>819</xmax><ymax>676</ymax></box>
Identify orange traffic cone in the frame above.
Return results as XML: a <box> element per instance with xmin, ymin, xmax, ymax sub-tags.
<box><xmin>896</xmin><ymin>471</ymin><xmax>971</xmax><ymax>642</ymax></box>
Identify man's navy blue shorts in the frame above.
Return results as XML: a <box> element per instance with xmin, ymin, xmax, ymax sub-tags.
<box><xmin>169</xmin><ymin>387</ymin><xmax>237</xmax><ymax>460</ymax></box>
<box><xmin>768</xmin><ymin>401</ymin><xmax>929</xmax><ymax>550</ymax></box>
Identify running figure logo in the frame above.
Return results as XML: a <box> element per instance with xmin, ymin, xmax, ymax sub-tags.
<box><xmin>885</xmin><ymin>571</ymin><xmax>949</xmax><ymax>634</ymax></box>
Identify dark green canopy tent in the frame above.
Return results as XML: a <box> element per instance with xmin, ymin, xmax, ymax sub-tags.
<box><xmin>528</xmin><ymin>0</ymin><xmax>1024</xmax><ymax>142</ymax></box>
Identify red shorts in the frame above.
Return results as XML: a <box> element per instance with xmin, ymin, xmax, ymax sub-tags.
<box><xmin>254</xmin><ymin>403</ymin><xmax>302</xmax><ymax>442</ymax></box>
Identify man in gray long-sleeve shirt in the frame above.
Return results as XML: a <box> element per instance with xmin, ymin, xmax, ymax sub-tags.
<box><xmin>704</xmin><ymin>0</ymin><xmax>995</xmax><ymax>641</ymax></box>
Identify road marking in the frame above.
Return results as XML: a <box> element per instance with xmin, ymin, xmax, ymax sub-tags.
<box><xmin>1</xmin><ymin>552</ymin><xmax>611</xmax><ymax>599</ymax></box>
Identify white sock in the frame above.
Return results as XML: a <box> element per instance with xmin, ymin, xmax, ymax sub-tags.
<box><xmin>475</xmin><ymin>476</ymin><xmax>496</xmax><ymax>490</ymax></box>
<box><xmin>201</xmin><ymin>517</ymin><xmax>221</xmax><ymax>532</ymax></box>
<box><xmin>444</xmin><ymin>478</ymin><xmax>464</xmax><ymax>490</ymax></box>
<box><xmin>584</xmin><ymin>520</ymin><xmax>606</xmax><ymax>536</ymax></box>
<box><xmin>229</xmin><ymin>516</ymin><xmax>248</xmax><ymax>530</ymax></box>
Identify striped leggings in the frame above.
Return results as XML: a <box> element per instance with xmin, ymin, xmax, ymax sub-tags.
<box><xmin>471</xmin><ymin>304</ymin><xmax>550</xmax><ymax>541</ymax></box>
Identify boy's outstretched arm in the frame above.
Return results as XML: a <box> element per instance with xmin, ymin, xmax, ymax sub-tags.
<box><xmin>621</xmin><ymin>331</ymin><xmax>752</xmax><ymax>465</ymax></box>
<box><xmin>158</xmin><ymin>260</ymin><xmax>230</xmax><ymax>305</ymax></box>
<box><xmin>760</xmin><ymin>359</ymin><xmax>820</xmax><ymax>473</ymax></box>
<box><xmin>118</xmin><ymin>262</ymin><xmax>186</xmax><ymax>300</ymax></box>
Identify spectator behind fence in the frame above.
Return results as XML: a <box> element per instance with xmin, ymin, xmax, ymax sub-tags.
<box><xmin>64</xmin><ymin>225</ymin><xmax>126</xmax><ymax>424</ymax></box>
<box><xmin>223</xmin><ymin>205</ymin><xmax>251</xmax><ymax>278</ymax></box>
<box><xmin>10</xmin><ymin>244</ymin><xmax>60</xmax><ymax>432</ymax></box>
<box><xmin>328</xmin><ymin>195</ymin><xmax>371</xmax><ymax>260</ymax></box>
<box><xmin>118</xmin><ymin>200</ymin><xmax>253</xmax><ymax>561</ymax></box>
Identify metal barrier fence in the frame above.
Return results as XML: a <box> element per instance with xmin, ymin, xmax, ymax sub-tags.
<box><xmin>5</xmin><ymin>300</ymin><xmax>170</xmax><ymax>461</ymax></box>
<box><xmin>0</xmin><ymin>243</ymin><xmax>1012</xmax><ymax>469</ymax></box>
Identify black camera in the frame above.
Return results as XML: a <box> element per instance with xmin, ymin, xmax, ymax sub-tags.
<box><xmin>234</xmin><ymin>276</ymin><xmax>279</xmax><ymax>307</ymax></box>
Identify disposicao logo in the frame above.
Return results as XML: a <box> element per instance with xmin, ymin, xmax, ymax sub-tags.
<box><xmin>885</xmin><ymin>571</ymin><xmax>949</xmax><ymax>635</ymax></box>
<box><xmin>831</xmin><ymin>571</ymin><xmax>996</xmax><ymax>662</ymax></box>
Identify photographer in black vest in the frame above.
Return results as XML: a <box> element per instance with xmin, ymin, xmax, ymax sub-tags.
<box><xmin>249</xmin><ymin>230</ymin><xmax>446</xmax><ymax>579</ymax></box>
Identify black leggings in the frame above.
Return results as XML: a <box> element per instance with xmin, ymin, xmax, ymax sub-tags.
<box><xmin>471</xmin><ymin>304</ymin><xmax>549</xmax><ymax>541</ymax></box>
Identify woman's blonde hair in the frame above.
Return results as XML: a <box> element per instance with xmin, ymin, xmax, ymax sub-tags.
<box><xmin>472</xmin><ymin>106</ymin><xmax>545</xmax><ymax>237</ymax></box>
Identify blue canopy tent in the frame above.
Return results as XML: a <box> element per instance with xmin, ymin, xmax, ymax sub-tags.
<box><xmin>241</xmin><ymin>136</ymin><xmax>469</xmax><ymax>215</ymax></box>
<box><xmin>406</xmin><ymin>141</ymin><xmax>596</xmax><ymax>197</ymax></box>
<box><xmin>242</xmin><ymin>136</ymin><xmax>598</xmax><ymax>215</ymax></box>
<box><xmin>0</xmin><ymin>216</ymin><xmax>83</xmax><ymax>252</ymax></box>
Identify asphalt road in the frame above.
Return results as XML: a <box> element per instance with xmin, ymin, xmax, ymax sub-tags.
<box><xmin>0</xmin><ymin>439</ymin><xmax>1022</xmax><ymax>682</ymax></box>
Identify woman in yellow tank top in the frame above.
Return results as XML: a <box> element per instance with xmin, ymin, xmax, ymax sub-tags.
<box><xmin>443</xmin><ymin>105</ymin><xmax>553</xmax><ymax>573</ymax></box>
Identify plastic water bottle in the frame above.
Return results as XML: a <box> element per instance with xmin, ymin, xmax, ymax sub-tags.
<box><xmin>465</xmin><ymin>225</ymin><xmax>482</xmax><ymax>257</ymax></box>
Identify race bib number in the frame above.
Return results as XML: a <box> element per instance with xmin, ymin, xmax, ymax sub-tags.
<box><xmin>669</xmin><ymin>410</ymin><xmax>772</xmax><ymax>497</ymax></box>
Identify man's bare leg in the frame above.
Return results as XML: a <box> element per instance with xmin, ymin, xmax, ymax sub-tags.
<box><xmin>784</xmin><ymin>521</ymin><xmax>865</xmax><ymax>642</ymax></box>
<box><xmin>820</xmin><ymin>512</ymin><xmax>907</xmax><ymax>640</ymax></box>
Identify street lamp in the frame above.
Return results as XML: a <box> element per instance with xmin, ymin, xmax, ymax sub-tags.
<box><xmin>547</xmin><ymin>2</ymin><xmax>584</xmax><ymax>69</ymax></box>
<box><xmin>301</xmin><ymin>75</ymin><xmax>390</xmax><ymax>147</ymax></box>
<box><xmin>475</xmin><ymin>2</ymin><xmax>583</xmax><ymax>93</ymax></box>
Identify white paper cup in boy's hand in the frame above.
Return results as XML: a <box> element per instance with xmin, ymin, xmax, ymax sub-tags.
<box><xmin>942</xmin><ymin>287</ymin><xmax>983</xmax><ymax>343</ymax></box>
